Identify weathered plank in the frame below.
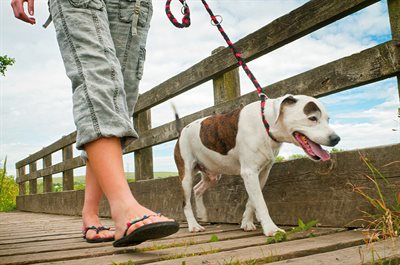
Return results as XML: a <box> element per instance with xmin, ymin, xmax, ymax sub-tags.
<box><xmin>38</xmin><ymin>231</ymin><xmax>363</xmax><ymax>265</ymax></box>
<box><xmin>212</xmin><ymin>47</ymin><xmax>241</xmax><ymax>105</ymax></box>
<box><xmin>62</xmin><ymin>145</ymin><xmax>74</xmax><ymax>191</ymax></box>
<box><xmin>16</xmin><ymin>144</ymin><xmax>400</xmax><ymax>228</ymax></box>
<box><xmin>15</xmin><ymin>132</ymin><xmax>77</xmax><ymax>170</ymax></box>
<box><xmin>43</xmin><ymin>155</ymin><xmax>53</xmax><ymax>193</ymax></box>
<box><xmin>134</xmin><ymin>109</ymin><xmax>154</xmax><ymax>181</ymax></box>
<box><xmin>272</xmin><ymin>237</ymin><xmax>400</xmax><ymax>265</ymax></box>
<box><xmin>16</xmin><ymin>229</ymin><xmax>345</xmax><ymax>265</ymax></box>
<box><xmin>134</xmin><ymin>0</ymin><xmax>379</xmax><ymax>114</ymax></box>
<box><xmin>17</xmin><ymin>167</ymin><xmax>25</xmax><ymax>196</ymax></box>
<box><xmin>28</xmin><ymin>162</ymin><xmax>37</xmax><ymax>195</ymax></box>
<box><xmin>17</xmin><ymin>157</ymin><xmax>83</xmax><ymax>183</ymax></box>
<box><xmin>125</xmin><ymin>41</ymin><xmax>400</xmax><ymax>152</ymax></box>
<box><xmin>388</xmin><ymin>0</ymin><xmax>400</xmax><ymax>100</ymax></box>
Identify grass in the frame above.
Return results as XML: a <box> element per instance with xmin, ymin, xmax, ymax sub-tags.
<box><xmin>266</xmin><ymin>219</ymin><xmax>318</xmax><ymax>244</ymax></box>
<box><xmin>0</xmin><ymin>157</ymin><xmax>18</xmax><ymax>212</ymax></box>
<box><xmin>32</xmin><ymin>172</ymin><xmax>178</xmax><ymax>192</ymax></box>
<box><xmin>349</xmin><ymin>154</ymin><xmax>400</xmax><ymax>243</ymax></box>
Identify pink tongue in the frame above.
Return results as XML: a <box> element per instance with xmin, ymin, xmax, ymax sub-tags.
<box><xmin>308</xmin><ymin>140</ymin><xmax>330</xmax><ymax>161</ymax></box>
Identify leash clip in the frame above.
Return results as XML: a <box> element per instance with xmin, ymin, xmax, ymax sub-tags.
<box><xmin>210</xmin><ymin>15</ymin><xmax>223</xmax><ymax>26</ymax></box>
<box><xmin>258</xmin><ymin>93</ymin><xmax>267</xmax><ymax>99</ymax></box>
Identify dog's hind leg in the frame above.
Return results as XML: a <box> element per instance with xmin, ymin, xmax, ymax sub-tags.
<box><xmin>182</xmin><ymin>168</ymin><xmax>206</xmax><ymax>232</ymax></box>
<box><xmin>193</xmin><ymin>172</ymin><xmax>219</xmax><ymax>222</ymax></box>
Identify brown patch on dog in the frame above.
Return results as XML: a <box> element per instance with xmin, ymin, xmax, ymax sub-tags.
<box><xmin>200</xmin><ymin>107</ymin><xmax>243</xmax><ymax>155</ymax></box>
<box><xmin>303</xmin><ymin>101</ymin><xmax>321</xmax><ymax>115</ymax></box>
<box><xmin>174</xmin><ymin>140</ymin><xmax>186</xmax><ymax>207</ymax></box>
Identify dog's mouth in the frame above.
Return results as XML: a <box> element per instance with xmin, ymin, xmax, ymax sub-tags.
<box><xmin>293</xmin><ymin>132</ymin><xmax>330</xmax><ymax>161</ymax></box>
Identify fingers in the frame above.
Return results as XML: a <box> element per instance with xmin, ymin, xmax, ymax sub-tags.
<box><xmin>27</xmin><ymin>0</ymin><xmax>34</xmax><ymax>16</ymax></box>
<box><xmin>11</xmin><ymin>0</ymin><xmax>36</xmax><ymax>24</ymax></box>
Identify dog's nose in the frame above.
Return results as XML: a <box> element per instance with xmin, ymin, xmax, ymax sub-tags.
<box><xmin>329</xmin><ymin>134</ymin><xmax>341</xmax><ymax>146</ymax></box>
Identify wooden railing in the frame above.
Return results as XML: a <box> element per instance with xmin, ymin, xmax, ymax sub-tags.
<box><xmin>16</xmin><ymin>0</ymin><xmax>400</xmax><ymax>213</ymax></box>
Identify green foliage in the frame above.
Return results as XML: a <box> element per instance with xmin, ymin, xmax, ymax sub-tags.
<box><xmin>274</xmin><ymin>156</ymin><xmax>285</xmax><ymax>162</ymax></box>
<box><xmin>266</xmin><ymin>219</ymin><xmax>318</xmax><ymax>244</ymax></box>
<box><xmin>0</xmin><ymin>55</ymin><xmax>16</xmax><ymax>76</ymax></box>
<box><xmin>209</xmin><ymin>234</ymin><xmax>219</xmax><ymax>242</ymax></box>
<box><xmin>350</xmin><ymin>155</ymin><xmax>400</xmax><ymax>242</ymax></box>
<box><xmin>288</xmin><ymin>154</ymin><xmax>307</xmax><ymax>160</ymax></box>
<box><xmin>0</xmin><ymin>157</ymin><xmax>18</xmax><ymax>212</ymax></box>
<box><xmin>330</xmin><ymin>148</ymin><xmax>344</xmax><ymax>153</ymax></box>
<box><xmin>112</xmin><ymin>261</ymin><xmax>135</xmax><ymax>265</ymax></box>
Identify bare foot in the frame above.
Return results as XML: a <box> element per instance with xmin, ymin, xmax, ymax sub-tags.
<box><xmin>82</xmin><ymin>212</ymin><xmax>114</xmax><ymax>241</ymax></box>
<box><xmin>112</xmin><ymin>203</ymin><xmax>175</xmax><ymax>241</ymax></box>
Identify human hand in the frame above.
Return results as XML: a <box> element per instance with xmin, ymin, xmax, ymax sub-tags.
<box><xmin>11</xmin><ymin>0</ymin><xmax>36</xmax><ymax>24</ymax></box>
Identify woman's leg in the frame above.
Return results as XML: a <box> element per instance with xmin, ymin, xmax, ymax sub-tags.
<box><xmin>84</xmin><ymin>137</ymin><xmax>173</xmax><ymax>240</ymax></box>
<box><xmin>81</xmin><ymin>161</ymin><xmax>114</xmax><ymax>240</ymax></box>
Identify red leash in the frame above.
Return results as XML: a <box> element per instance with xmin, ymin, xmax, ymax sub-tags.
<box><xmin>165</xmin><ymin>0</ymin><xmax>278</xmax><ymax>142</ymax></box>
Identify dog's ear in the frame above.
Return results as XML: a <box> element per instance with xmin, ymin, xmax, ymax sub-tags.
<box><xmin>273</xmin><ymin>94</ymin><xmax>297</xmax><ymax>124</ymax></box>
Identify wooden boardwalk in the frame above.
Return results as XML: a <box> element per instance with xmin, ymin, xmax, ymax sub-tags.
<box><xmin>1</xmin><ymin>212</ymin><xmax>399</xmax><ymax>265</ymax></box>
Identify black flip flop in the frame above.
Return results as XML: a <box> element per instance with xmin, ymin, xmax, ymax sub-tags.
<box><xmin>83</xmin><ymin>225</ymin><xmax>115</xmax><ymax>243</ymax></box>
<box><xmin>113</xmin><ymin>214</ymin><xmax>180</xmax><ymax>247</ymax></box>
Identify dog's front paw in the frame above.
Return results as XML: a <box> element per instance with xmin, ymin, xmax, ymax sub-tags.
<box><xmin>188</xmin><ymin>223</ymin><xmax>206</xmax><ymax>233</ymax></box>
<box><xmin>240</xmin><ymin>221</ymin><xmax>257</xmax><ymax>231</ymax></box>
<box><xmin>263</xmin><ymin>225</ymin><xmax>285</xmax><ymax>236</ymax></box>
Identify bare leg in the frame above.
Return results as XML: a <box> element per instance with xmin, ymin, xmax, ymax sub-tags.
<box><xmin>81</xmin><ymin>161</ymin><xmax>114</xmax><ymax>240</ymax></box>
<box><xmin>84</xmin><ymin>137</ymin><xmax>174</xmax><ymax>241</ymax></box>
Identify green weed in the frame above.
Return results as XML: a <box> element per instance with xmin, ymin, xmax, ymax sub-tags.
<box><xmin>349</xmin><ymin>155</ymin><xmax>400</xmax><ymax>243</ymax></box>
<box><xmin>266</xmin><ymin>219</ymin><xmax>318</xmax><ymax>244</ymax></box>
<box><xmin>209</xmin><ymin>234</ymin><xmax>219</xmax><ymax>242</ymax></box>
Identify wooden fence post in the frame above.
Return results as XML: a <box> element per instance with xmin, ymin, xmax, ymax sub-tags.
<box><xmin>43</xmin><ymin>154</ymin><xmax>53</xmax><ymax>193</ymax></box>
<box><xmin>388</xmin><ymin>0</ymin><xmax>400</xmax><ymax>100</ymax></box>
<box><xmin>134</xmin><ymin>109</ymin><xmax>154</xmax><ymax>181</ymax></box>
<box><xmin>17</xmin><ymin>166</ymin><xmax>25</xmax><ymax>196</ymax></box>
<box><xmin>212</xmin><ymin>47</ymin><xmax>241</xmax><ymax>105</ymax></box>
<box><xmin>29</xmin><ymin>162</ymin><xmax>37</xmax><ymax>195</ymax></box>
<box><xmin>62</xmin><ymin>145</ymin><xmax>74</xmax><ymax>191</ymax></box>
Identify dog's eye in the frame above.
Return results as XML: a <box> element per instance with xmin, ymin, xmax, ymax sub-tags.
<box><xmin>308</xmin><ymin>116</ymin><xmax>318</xmax><ymax>122</ymax></box>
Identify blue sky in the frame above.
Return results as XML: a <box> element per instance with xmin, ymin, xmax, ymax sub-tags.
<box><xmin>1</xmin><ymin>0</ymin><xmax>399</xmax><ymax>176</ymax></box>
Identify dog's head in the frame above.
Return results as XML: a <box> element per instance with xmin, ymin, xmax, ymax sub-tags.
<box><xmin>271</xmin><ymin>94</ymin><xmax>340</xmax><ymax>161</ymax></box>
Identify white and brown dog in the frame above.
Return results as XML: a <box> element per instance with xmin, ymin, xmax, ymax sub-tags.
<box><xmin>174</xmin><ymin>94</ymin><xmax>340</xmax><ymax>236</ymax></box>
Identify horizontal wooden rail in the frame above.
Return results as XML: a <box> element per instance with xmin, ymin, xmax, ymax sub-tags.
<box><xmin>15</xmin><ymin>132</ymin><xmax>76</xmax><ymax>169</ymax></box>
<box><xmin>125</xmin><ymin>41</ymin><xmax>400</xmax><ymax>152</ymax></box>
<box><xmin>134</xmin><ymin>0</ymin><xmax>379</xmax><ymax>114</ymax></box>
<box><xmin>17</xmin><ymin>157</ymin><xmax>83</xmax><ymax>183</ymax></box>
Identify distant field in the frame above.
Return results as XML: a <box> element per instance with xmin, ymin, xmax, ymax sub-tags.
<box><xmin>36</xmin><ymin>172</ymin><xmax>178</xmax><ymax>185</ymax></box>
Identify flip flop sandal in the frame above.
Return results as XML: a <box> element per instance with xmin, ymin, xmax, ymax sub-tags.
<box><xmin>82</xmin><ymin>225</ymin><xmax>115</xmax><ymax>243</ymax></box>
<box><xmin>113</xmin><ymin>213</ymin><xmax>180</xmax><ymax>247</ymax></box>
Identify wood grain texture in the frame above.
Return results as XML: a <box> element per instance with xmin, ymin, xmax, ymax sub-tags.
<box><xmin>134</xmin><ymin>109</ymin><xmax>154</xmax><ymax>181</ymax></box>
<box><xmin>62</xmin><ymin>145</ymin><xmax>74</xmax><ymax>191</ymax></box>
<box><xmin>15</xmin><ymin>132</ymin><xmax>76</xmax><ymax>169</ymax></box>
<box><xmin>43</xmin><ymin>155</ymin><xmax>53</xmax><ymax>193</ymax></box>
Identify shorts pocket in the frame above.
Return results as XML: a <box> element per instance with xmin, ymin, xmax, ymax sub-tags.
<box><xmin>136</xmin><ymin>46</ymin><xmax>146</xmax><ymax>80</ymax></box>
<box><xmin>119</xmin><ymin>0</ymin><xmax>152</xmax><ymax>27</ymax></box>
<box><xmin>68</xmin><ymin>0</ymin><xmax>104</xmax><ymax>10</ymax></box>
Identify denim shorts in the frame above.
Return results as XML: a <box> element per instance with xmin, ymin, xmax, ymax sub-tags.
<box><xmin>49</xmin><ymin>0</ymin><xmax>152</xmax><ymax>160</ymax></box>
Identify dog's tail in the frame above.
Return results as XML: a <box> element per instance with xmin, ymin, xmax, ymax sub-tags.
<box><xmin>171</xmin><ymin>103</ymin><xmax>183</xmax><ymax>134</ymax></box>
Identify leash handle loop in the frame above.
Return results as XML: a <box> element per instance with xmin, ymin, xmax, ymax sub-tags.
<box><xmin>165</xmin><ymin>0</ymin><xmax>191</xmax><ymax>28</ymax></box>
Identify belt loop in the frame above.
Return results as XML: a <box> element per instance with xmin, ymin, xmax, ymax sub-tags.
<box><xmin>131</xmin><ymin>0</ymin><xmax>142</xmax><ymax>36</ymax></box>
<box><xmin>43</xmin><ymin>14</ymin><xmax>53</xmax><ymax>28</ymax></box>
<box><xmin>43</xmin><ymin>0</ymin><xmax>52</xmax><ymax>28</ymax></box>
